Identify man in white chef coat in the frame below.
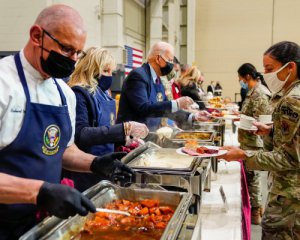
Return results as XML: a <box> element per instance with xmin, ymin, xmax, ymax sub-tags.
<box><xmin>0</xmin><ymin>4</ymin><xmax>133</xmax><ymax>239</ymax></box>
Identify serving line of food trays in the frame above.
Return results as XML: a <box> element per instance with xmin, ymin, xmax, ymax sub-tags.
<box><xmin>191</xmin><ymin>119</ymin><xmax>225</xmax><ymax>146</ymax></box>
<box><xmin>121</xmin><ymin>142</ymin><xmax>212</xmax><ymax>202</ymax></box>
<box><xmin>171</xmin><ymin>129</ymin><xmax>215</xmax><ymax>142</ymax></box>
<box><xmin>167</xmin><ymin>129</ymin><xmax>220</xmax><ymax>172</ymax></box>
<box><xmin>21</xmin><ymin>181</ymin><xmax>198</xmax><ymax>240</ymax></box>
<box><xmin>169</xmin><ymin>129</ymin><xmax>218</xmax><ymax>146</ymax></box>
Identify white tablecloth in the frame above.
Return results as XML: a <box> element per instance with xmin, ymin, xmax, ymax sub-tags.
<box><xmin>192</xmin><ymin>161</ymin><xmax>242</xmax><ymax>240</ymax></box>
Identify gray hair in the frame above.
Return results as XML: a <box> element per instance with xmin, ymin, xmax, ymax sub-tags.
<box><xmin>147</xmin><ymin>41</ymin><xmax>174</xmax><ymax>61</ymax></box>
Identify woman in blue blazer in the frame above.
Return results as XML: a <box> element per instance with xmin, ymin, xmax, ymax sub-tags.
<box><xmin>63</xmin><ymin>47</ymin><xmax>149</xmax><ymax>191</ymax></box>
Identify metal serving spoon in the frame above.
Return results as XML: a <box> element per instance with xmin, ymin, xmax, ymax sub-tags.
<box><xmin>96</xmin><ymin>208</ymin><xmax>131</xmax><ymax>216</ymax></box>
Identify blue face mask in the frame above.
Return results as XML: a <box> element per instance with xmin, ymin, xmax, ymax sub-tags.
<box><xmin>239</xmin><ymin>80</ymin><xmax>248</xmax><ymax>90</ymax></box>
<box><xmin>97</xmin><ymin>75</ymin><xmax>113</xmax><ymax>91</ymax></box>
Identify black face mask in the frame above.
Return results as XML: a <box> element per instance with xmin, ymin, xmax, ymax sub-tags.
<box><xmin>40</xmin><ymin>51</ymin><xmax>76</xmax><ymax>78</ymax></box>
<box><xmin>160</xmin><ymin>57</ymin><xmax>174</xmax><ymax>76</ymax></box>
<box><xmin>40</xmin><ymin>31</ymin><xmax>76</xmax><ymax>78</ymax></box>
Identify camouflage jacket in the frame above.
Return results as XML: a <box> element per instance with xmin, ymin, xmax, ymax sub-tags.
<box><xmin>245</xmin><ymin>80</ymin><xmax>300</xmax><ymax>199</ymax></box>
<box><xmin>238</xmin><ymin>82</ymin><xmax>272</xmax><ymax>148</ymax></box>
<box><xmin>262</xmin><ymin>89</ymin><xmax>284</xmax><ymax>151</ymax></box>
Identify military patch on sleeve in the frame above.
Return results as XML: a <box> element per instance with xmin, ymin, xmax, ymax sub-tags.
<box><xmin>280</xmin><ymin>97</ymin><xmax>300</xmax><ymax>123</ymax></box>
<box><xmin>281</xmin><ymin>120</ymin><xmax>290</xmax><ymax>135</ymax></box>
<box><xmin>279</xmin><ymin>97</ymin><xmax>300</xmax><ymax>141</ymax></box>
<box><xmin>281</xmin><ymin>105</ymin><xmax>299</xmax><ymax>122</ymax></box>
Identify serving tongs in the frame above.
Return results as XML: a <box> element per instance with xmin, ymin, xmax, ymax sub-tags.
<box><xmin>96</xmin><ymin>208</ymin><xmax>130</xmax><ymax>216</ymax></box>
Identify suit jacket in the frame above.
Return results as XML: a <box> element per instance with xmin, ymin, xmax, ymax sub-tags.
<box><xmin>117</xmin><ymin>63</ymin><xmax>190</xmax><ymax>129</ymax></box>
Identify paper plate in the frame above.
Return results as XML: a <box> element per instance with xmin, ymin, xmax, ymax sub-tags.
<box><xmin>234</xmin><ymin>121</ymin><xmax>258</xmax><ymax>131</ymax></box>
<box><xmin>259</xmin><ymin>121</ymin><xmax>273</xmax><ymax>125</ymax></box>
<box><xmin>176</xmin><ymin>146</ymin><xmax>228</xmax><ymax>157</ymax></box>
<box><xmin>223</xmin><ymin>115</ymin><xmax>240</xmax><ymax>120</ymax></box>
<box><xmin>208</xmin><ymin>107</ymin><xmax>227</xmax><ymax>111</ymax></box>
<box><xmin>213</xmin><ymin>115</ymin><xmax>240</xmax><ymax>120</ymax></box>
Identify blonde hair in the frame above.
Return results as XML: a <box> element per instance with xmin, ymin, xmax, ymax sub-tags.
<box><xmin>68</xmin><ymin>47</ymin><xmax>116</xmax><ymax>94</ymax></box>
<box><xmin>178</xmin><ymin>66</ymin><xmax>201</xmax><ymax>87</ymax></box>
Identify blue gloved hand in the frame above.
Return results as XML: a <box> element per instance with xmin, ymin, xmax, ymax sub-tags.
<box><xmin>37</xmin><ymin>182</ymin><xmax>96</xmax><ymax>219</ymax></box>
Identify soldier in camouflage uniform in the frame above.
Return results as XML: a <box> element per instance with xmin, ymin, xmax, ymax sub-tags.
<box><xmin>237</xmin><ymin>63</ymin><xmax>272</xmax><ymax>225</ymax></box>
<box><xmin>220</xmin><ymin>41</ymin><xmax>300</xmax><ymax>239</ymax></box>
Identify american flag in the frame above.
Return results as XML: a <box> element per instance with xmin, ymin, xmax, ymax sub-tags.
<box><xmin>124</xmin><ymin>45</ymin><xmax>143</xmax><ymax>76</ymax></box>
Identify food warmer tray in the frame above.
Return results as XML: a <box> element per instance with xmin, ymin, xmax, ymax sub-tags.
<box><xmin>192</xmin><ymin>120</ymin><xmax>225</xmax><ymax>146</ymax></box>
<box><xmin>21</xmin><ymin>181</ymin><xmax>193</xmax><ymax>240</ymax></box>
<box><xmin>126</xmin><ymin>147</ymin><xmax>197</xmax><ymax>171</ymax></box>
<box><xmin>192</xmin><ymin>118</ymin><xmax>223</xmax><ymax>129</ymax></box>
<box><xmin>168</xmin><ymin>130</ymin><xmax>217</xmax><ymax>146</ymax></box>
<box><xmin>171</xmin><ymin>130</ymin><xmax>215</xmax><ymax>142</ymax></box>
<box><xmin>122</xmin><ymin>142</ymin><xmax>212</xmax><ymax>197</ymax></box>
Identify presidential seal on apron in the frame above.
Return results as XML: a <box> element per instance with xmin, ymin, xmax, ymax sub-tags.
<box><xmin>110</xmin><ymin>112</ymin><xmax>115</xmax><ymax>125</ymax></box>
<box><xmin>42</xmin><ymin>124</ymin><xmax>61</xmax><ymax>155</ymax></box>
<box><xmin>156</xmin><ymin>92</ymin><xmax>163</xmax><ymax>102</ymax></box>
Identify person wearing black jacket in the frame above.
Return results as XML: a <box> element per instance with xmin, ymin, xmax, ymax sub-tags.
<box><xmin>178</xmin><ymin>66</ymin><xmax>206</xmax><ymax>110</ymax></box>
<box><xmin>207</xmin><ymin>81</ymin><xmax>215</xmax><ymax>95</ymax></box>
<box><xmin>240</xmin><ymin>86</ymin><xmax>248</xmax><ymax>110</ymax></box>
<box><xmin>214</xmin><ymin>81</ymin><xmax>223</xmax><ymax>96</ymax></box>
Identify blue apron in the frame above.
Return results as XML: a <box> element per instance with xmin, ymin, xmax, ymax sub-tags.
<box><xmin>90</xmin><ymin>87</ymin><xmax>116</xmax><ymax>155</ymax></box>
<box><xmin>145</xmin><ymin>80</ymin><xmax>167</xmax><ymax>131</ymax></box>
<box><xmin>0</xmin><ymin>53</ymin><xmax>72</xmax><ymax>238</ymax></box>
<box><xmin>68</xmin><ymin>87</ymin><xmax>116</xmax><ymax>192</ymax></box>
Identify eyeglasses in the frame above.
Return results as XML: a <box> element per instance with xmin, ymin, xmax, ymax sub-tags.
<box><xmin>42</xmin><ymin>29</ymin><xmax>86</xmax><ymax>58</ymax></box>
<box><xmin>160</xmin><ymin>55</ymin><xmax>174</xmax><ymax>64</ymax></box>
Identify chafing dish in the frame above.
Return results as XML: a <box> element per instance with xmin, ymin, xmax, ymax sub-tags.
<box><xmin>168</xmin><ymin>128</ymin><xmax>219</xmax><ymax>172</ymax></box>
<box><xmin>192</xmin><ymin>120</ymin><xmax>225</xmax><ymax>146</ymax></box>
<box><xmin>122</xmin><ymin>142</ymin><xmax>212</xmax><ymax>198</ymax></box>
<box><xmin>192</xmin><ymin>118</ymin><xmax>223</xmax><ymax>130</ymax></box>
<box><xmin>127</xmin><ymin>147</ymin><xmax>197</xmax><ymax>171</ymax></box>
<box><xmin>21</xmin><ymin>181</ymin><xmax>194</xmax><ymax>240</ymax></box>
<box><xmin>167</xmin><ymin>130</ymin><xmax>216</xmax><ymax>147</ymax></box>
<box><xmin>172</xmin><ymin>130</ymin><xmax>215</xmax><ymax>142</ymax></box>
<box><xmin>148</xmin><ymin>128</ymin><xmax>216</xmax><ymax>147</ymax></box>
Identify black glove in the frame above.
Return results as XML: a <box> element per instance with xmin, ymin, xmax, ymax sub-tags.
<box><xmin>90</xmin><ymin>152</ymin><xmax>135</xmax><ymax>182</ymax></box>
<box><xmin>37</xmin><ymin>182</ymin><xmax>96</xmax><ymax>219</ymax></box>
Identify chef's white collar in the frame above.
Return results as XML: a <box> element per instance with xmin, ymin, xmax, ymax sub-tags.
<box><xmin>19</xmin><ymin>49</ymin><xmax>44</xmax><ymax>82</ymax></box>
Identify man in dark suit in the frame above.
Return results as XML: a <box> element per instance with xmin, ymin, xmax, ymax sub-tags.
<box><xmin>117</xmin><ymin>41</ymin><xmax>210</xmax><ymax>131</ymax></box>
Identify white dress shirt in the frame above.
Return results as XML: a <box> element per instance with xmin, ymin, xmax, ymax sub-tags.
<box><xmin>0</xmin><ymin>50</ymin><xmax>76</xmax><ymax>150</ymax></box>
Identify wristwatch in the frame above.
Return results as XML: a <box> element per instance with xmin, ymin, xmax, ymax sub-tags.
<box><xmin>244</xmin><ymin>150</ymin><xmax>255</xmax><ymax>158</ymax></box>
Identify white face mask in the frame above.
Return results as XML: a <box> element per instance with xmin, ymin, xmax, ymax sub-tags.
<box><xmin>263</xmin><ymin>62</ymin><xmax>291</xmax><ymax>94</ymax></box>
